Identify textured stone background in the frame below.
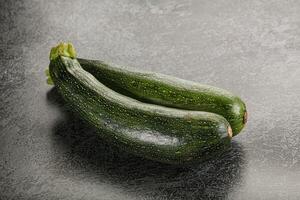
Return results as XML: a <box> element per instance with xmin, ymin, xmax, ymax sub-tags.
<box><xmin>1</xmin><ymin>0</ymin><xmax>300</xmax><ymax>199</ymax></box>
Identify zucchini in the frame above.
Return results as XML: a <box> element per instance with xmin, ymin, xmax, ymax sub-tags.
<box><xmin>48</xmin><ymin>43</ymin><xmax>232</xmax><ymax>164</ymax></box>
<box><xmin>78</xmin><ymin>58</ymin><xmax>247</xmax><ymax>136</ymax></box>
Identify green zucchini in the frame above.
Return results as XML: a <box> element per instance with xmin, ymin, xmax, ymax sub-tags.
<box><xmin>48</xmin><ymin>43</ymin><xmax>232</xmax><ymax>164</ymax></box>
<box><xmin>78</xmin><ymin>58</ymin><xmax>247</xmax><ymax>136</ymax></box>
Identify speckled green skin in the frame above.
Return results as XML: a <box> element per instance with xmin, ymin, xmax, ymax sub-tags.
<box><xmin>78</xmin><ymin>59</ymin><xmax>247</xmax><ymax>136</ymax></box>
<box><xmin>49</xmin><ymin>56</ymin><xmax>232</xmax><ymax>164</ymax></box>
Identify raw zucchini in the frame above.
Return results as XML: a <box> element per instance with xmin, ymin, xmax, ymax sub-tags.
<box><xmin>48</xmin><ymin>43</ymin><xmax>232</xmax><ymax>164</ymax></box>
<box><xmin>78</xmin><ymin>59</ymin><xmax>247</xmax><ymax>136</ymax></box>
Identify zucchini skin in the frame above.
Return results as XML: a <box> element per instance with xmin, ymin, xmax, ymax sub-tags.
<box><xmin>78</xmin><ymin>59</ymin><xmax>247</xmax><ymax>136</ymax></box>
<box><xmin>49</xmin><ymin>56</ymin><xmax>232</xmax><ymax>164</ymax></box>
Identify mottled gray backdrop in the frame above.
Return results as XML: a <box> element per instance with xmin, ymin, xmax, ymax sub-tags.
<box><xmin>1</xmin><ymin>0</ymin><xmax>300</xmax><ymax>199</ymax></box>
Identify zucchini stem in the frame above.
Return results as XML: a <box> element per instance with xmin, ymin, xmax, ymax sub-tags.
<box><xmin>47</xmin><ymin>42</ymin><xmax>77</xmax><ymax>85</ymax></box>
<box><xmin>49</xmin><ymin>42</ymin><xmax>77</xmax><ymax>61</ymax></box>
<box><xmin>45</xmin><ymin>68</ymin><xmax>53</xmax><ymax>85</ymax></box>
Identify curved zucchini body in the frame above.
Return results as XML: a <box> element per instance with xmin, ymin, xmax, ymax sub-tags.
<box><xmin>78</xmin><ymin>59</ymin><xmax>247</xmax><ymax>136</ymax></box>
<box><xmin>48</xmin><ymin>44</ymin><xmax>232</xmax><ymax>164</ymax></box>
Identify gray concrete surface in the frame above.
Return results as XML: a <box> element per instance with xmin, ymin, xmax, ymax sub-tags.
<box><xmin>1</xmin><ymin>0</ymin><xmax>300</xmax><ymax>199</ymax></box>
